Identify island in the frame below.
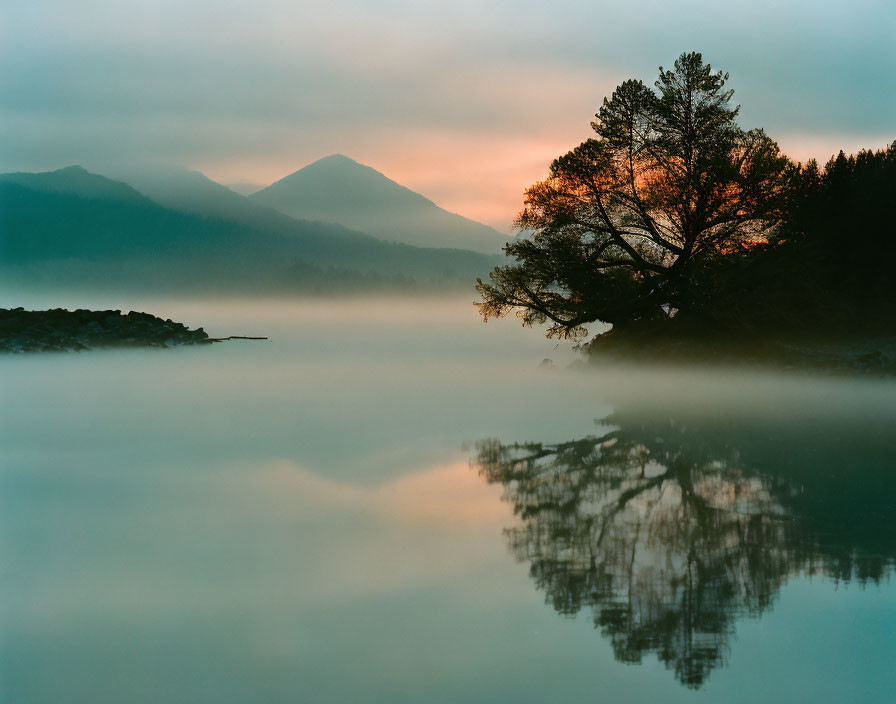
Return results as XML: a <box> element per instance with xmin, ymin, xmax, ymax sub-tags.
<box><xmin>1</xmin><ymin>308</ymin><xmax>212</xmax><ymax>353</ymax></box>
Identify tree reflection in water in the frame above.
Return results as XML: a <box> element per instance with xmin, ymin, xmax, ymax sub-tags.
<box><xmin>472</xmin><ymin>411</ymin><xmax>895</xmax><ymax>688</ymax></box>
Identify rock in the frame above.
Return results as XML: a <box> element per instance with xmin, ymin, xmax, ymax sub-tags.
<box><xmin>0</xmin><ymin>309</ymin><xmax>211</xmax><ymax>354</ymax></box>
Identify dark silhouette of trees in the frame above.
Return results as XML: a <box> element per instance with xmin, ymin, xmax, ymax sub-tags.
<box><xmin>476</xmin><ymin>52</ymin><xmax>790</xmax><ymax>340</ymax></box>
<box><xmin>477</xmin><ymin>52</ymin><xmax>894</xmax><ymax>350</ymax></box>
<box><xmin>471</xmin><ymin>409</ymin><xmax>896</xmax><ymax>688</ymax></box>
<box><xmin>717</xmin><ymin>142</ymin><xmax>896</xmax><ymax>333</ymax></box>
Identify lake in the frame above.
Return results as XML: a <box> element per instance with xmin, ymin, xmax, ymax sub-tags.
<box><xmin>2</xmin><ymin>295</ymin><xmax>894</xmax><ymax>703</ymax></box>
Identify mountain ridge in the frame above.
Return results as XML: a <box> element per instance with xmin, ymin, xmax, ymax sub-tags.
<box><xmin>0</xmin><ymin>166</ymin><xmax>151</xmax><ymax>204</ymax></box>
<box><xmin>250</xmin><ymin>154</ymin><xmax>509</xmax><ymax>254</ymax></box>
<box><xmin>0</xmin><ymin>166</ymin><xmax>500</xmax><ymax>292</ymax></box>
<box><xmin>104</xmin><ymin>165</ymin><xmax>379</xmax><ymax>249</ymax></box>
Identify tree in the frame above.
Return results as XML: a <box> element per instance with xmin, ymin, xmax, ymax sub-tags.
<box><xmin>695</xmin><ymin>141</ymin><xmax>896</xmax><ymax>335</ymax></box>
<box><xmin>771</xmin><ymin>143</ymin><xmax>896</xmax><ymax>327</ymax></box>
<box><xmin>477</xmin><ymin>52</ymin><xmax>791</xmax><ymax>340</ymax></box>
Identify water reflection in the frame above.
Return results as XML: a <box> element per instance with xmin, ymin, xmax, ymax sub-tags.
<box><xmin>472</xmin><ymin>409</ymin><xmax>896</xmax><ymax>688</ymax></box>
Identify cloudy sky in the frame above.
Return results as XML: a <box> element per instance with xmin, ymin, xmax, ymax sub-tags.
<box><xmin>2</xmin><ymin>0</ymin><xmax>893</xmax><ymax>230</ymax></box>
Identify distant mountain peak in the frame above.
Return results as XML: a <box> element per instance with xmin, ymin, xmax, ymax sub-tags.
<box><xmin>250</xmin><ymin>156</ymin><xmax>509</xmax><ymax>253</ymax></box>
<box><xmin>54</xmin><ymin>165</ymin><xmax>88</xmax><ymax>174</ymax></box>
<box><xmin>292</xmin><ymin>154</ymin><xmax>381</xmax><ymax>178</ymax></box>
<box><xmin>318</xmin><ymin>153</ymin><xmax>356</xmax><ymax>164</ymax></box>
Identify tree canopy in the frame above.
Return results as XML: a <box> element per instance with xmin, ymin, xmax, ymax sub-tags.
<box><xmin>674</xmin><ymin>141</ymin><xmax>896</xmax><ymax>336</ymax></box>
<box><xmin>477</xmin><ymin>52</ymin><xmax>791</xmax><ymax>340</ymax></box>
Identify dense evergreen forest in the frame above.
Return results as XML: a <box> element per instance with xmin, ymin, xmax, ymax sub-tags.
<box><xmin>713</xmin><ymin>144</ymin><xmax>896</xmax><ymax>334</ymax></box>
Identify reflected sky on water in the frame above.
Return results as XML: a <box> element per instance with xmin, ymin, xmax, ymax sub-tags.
<box><xmin>1</xmin><ymin>296</ymin><xmax>895</xmax><ymax>702</ymax></box>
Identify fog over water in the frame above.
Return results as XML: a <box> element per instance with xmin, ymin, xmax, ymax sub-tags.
<box><xmin>2</xmin><ymin>295</ymin><xmax>894</xmax><ymax>703</ymax></box>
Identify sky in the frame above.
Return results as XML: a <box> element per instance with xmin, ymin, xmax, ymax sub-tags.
<box><xmin>2</xmin><ymin>0</ymin><xmax>894</xmax><ymax>232</ymax></box>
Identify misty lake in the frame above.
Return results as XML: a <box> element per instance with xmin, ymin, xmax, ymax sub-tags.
<box><xmin>1</xmin><ymin>295</ymin><xmax>894</xmax><ymax>703</ymax></box>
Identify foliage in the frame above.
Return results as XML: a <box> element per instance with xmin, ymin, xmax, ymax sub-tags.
<box><xmin>476</xmin><ymin>52</ymin><xmax>791</xmax><ymax>339</ymax></box>
<box><xmin>691</xmin><ymin>142</ymin><xmax>896</xmax><ymax>334</ymax></box>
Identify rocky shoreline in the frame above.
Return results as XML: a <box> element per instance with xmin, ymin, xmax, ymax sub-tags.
<box><xmin>1</xmin><ymin>308</ymin><xmax>211</xmax><ymax>353</ymax></box>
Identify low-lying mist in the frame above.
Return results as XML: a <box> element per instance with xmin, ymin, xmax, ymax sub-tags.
<box><xmin>3</xmin><ymin>293</ymin><xmax>892</xmax><ymax>479</ymax></box>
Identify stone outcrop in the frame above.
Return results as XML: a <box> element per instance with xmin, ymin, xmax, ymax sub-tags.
<box><xmin>0</xmin><ymin>308</ymin><xmax>210</xmax><ymax>353</ymax></box>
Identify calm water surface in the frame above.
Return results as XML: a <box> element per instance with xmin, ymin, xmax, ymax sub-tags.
<box><xmin>1</xmin><ymin>296</ymin><xmax>894</xmax><ymax>703</ymax></box>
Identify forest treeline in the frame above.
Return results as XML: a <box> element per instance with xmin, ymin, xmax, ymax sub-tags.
<box><xmin>687</xmin><ymin>144</ymin><xmax>896</xmax><ymax>336</ymax></box>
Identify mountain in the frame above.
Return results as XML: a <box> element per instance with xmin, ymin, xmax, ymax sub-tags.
<box><xmin>106</xmin><ymin>166</ymin><xmax>375</xmax><ymax>247</ymax></box>
<box><xmin>249</xmin><ymin>154</ymin><xmax>509</xmax><ymax>254</ymax></box>
<box><xmin>225</xmin><ymin>181</ymin><xmax>264</xmax><ymax>196</ymax></box>
<box><xmin>0</xmin><ymin>165</ymin><xmax>147</xmax><ymax>202</ymax></box>
<box><xmin>109</xmin><ymin>167</ymin><xmax>264</xmax><ymax>219</ymax></box>
<box><xmin>0</xmin><ymin>167</ymin><xmax>279</xmax><ymax>265</ymax></box>
<box><xmin>0</xmin><ymin>166</ymin><xmax>499</xmax><ymax>292</ymax></box>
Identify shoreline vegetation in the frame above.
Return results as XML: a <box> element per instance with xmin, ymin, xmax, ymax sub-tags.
<box><xmin>581</xmin><ymin>326</ymin><xmax>896</xmax><ymax>376</ymax></box>
<box><xmin>575</xmin><ymin>133</ymin><xmax>896</xmax><ymax>376</ymax></box>
<box><xmin>1</xmin><ymin>308</ymin><xmax>220</xmax><ymax>353</ymax></box>
<box><xmin>476</xmin><ymin>53</ymin><xmax>895</xmax><ymax>373</ymax></box>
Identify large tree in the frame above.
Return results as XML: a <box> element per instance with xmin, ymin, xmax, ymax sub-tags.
<box><xmin>477</xmin><ymin>52</ymin><xmax>791</xmax><ymax>340</ymax></box>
